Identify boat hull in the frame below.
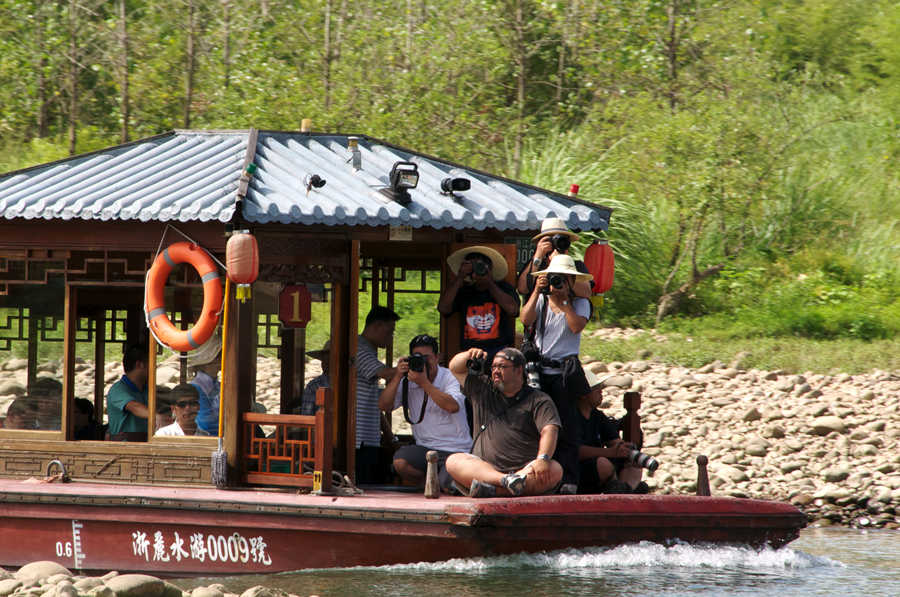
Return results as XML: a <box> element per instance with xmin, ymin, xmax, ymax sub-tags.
<box><xmin>0</xmin><ymin>480</ymin><xmax>806</xmax><ymax>575</ymax></box>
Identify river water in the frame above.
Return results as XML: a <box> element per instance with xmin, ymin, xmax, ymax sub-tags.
<box><xmin>173</xmin><ymin>528</ymin><xmax>899</xmax><ymax>597</ymax></box>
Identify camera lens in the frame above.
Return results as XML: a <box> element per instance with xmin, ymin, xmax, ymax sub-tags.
<box><xmin>408</xmin><ymin>354</ymin><xmax>426</xmax><ymax>372</ymax></box>
<box><xmin>472</xmin><ymin>261</ymin><xmax>489</xmax><ymax>276</ymax></box>
<box><xmin>549</xmin><ymin>274</ymin><xmax>564</xmax><ymax>289</ymax></box>
<box><xmin>551</xmin><ymin>234</ymin><xmax>571</xmax><ymax>253</ymax></box>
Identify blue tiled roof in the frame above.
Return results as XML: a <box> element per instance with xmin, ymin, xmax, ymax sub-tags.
<box><xmin>0</xmin><ymin>130</ymin><xmax>611</xmax><ymax>233</ymax></box>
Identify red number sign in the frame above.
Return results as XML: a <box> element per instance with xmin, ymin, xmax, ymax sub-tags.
<box><xmin>278</xmin><ymin>285</ymin><xmax>311</xmax><ymax>328</ymax></box>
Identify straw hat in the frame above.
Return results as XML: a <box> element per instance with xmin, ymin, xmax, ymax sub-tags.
<box><xmin>532</xmin><ymin>254</ymin><xmax>593</xmax><ymax>282</ymax></box>
<box><xmin>583</xmin><ymin>368</ymin><xmax>601</xmax><ymax>389</ymax></box>
<box><xmin>187</xmin><ymin>330</ymin><xmax>222</xmax><ymax>366</ymax></box>
<box><xmin>532</xmin><ymin>217</ymin><xmax>579</xmax><ymax>241</ymax></box>
<box><xmin>306</xmin><ymin>340</ymin><xmax>331</xmax><ymax>361</ymax></box>
<box><xmin>446</xmin><ymin>246</ymin><xmax>508</xmax><ymax>281</ymax></box>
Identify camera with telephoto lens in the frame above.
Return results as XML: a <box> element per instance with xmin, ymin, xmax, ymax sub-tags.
<box><xmin>628</xmin><ymin>449</ymin><xmax>659</xmax><ymax>472</ymax></box>
<box><xmin>466</xmin><ymin>356</ymin><xmax>488</xmax><ymax>375</ymax></box>
<box><xmin>471</xmin><ymin>260</ymin><xmax>489</xmax><ymax>277</ymax></box>
<box><xmin>550</xmin><ymin>234</ymin><xmax>571</xmax><ymax>253</ymax></box>
<box><xmin>520</xmin><ymin>340</ymin><xmax>542</xmax><ymax>389</ymax></box>
<box><xmin>541</xmin><ymin>274</ymin><xmax>565</xmax><ymax>295</ymax></box>
<box><xmin>407</xmin><ymin>353</ymin><xmax>426</xmax><ymax>373</ymax></box>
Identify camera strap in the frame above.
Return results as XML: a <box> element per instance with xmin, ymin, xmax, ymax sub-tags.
<box><xmin>401</xmin><ymin>377</ymin><xmax>428</xmax><ymax>425</ymax></box>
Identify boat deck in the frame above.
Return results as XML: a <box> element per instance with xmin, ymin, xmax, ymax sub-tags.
<box><xmin>0</xmin><ymin>478</ymin><xmax>807</xmax><ymax>574</ymax></box>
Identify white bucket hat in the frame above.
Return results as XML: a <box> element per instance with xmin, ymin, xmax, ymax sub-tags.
<box><xmin>532</xmin><ymin>217</ymin><xmax>579</xmax><ymax>241</ymax></box>
<box><xmin>187</xmin><ymin>329</ymin><xmax>222</xmax><ymax>366</ymax></box>
<box><xmin>446</xmin><ymin>246</ymin><xmax>508</xmax><ymax>281</ymax></box>
<box><xmin>532</xmin><ymin>254</ymin><xmax>593</xmax><ymax>282</ymax></box>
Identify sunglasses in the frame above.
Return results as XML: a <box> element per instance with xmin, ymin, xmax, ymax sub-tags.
<box><xmin>175</xmin><ymin>400</ymin><xmax>200</xmax><ymax>408</ymax></box>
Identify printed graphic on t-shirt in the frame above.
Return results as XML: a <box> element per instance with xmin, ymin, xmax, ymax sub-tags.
<box><xmin>465</xmin><ymin>303</ymin><xmax>501</xmax><ymax>340</ymax></box>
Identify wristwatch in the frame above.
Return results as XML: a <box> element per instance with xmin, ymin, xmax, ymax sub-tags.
<box><xmin>532</xmin><ymin>257</ymin><xmax>542</xmax><ymax>267</ymax></box>
<box><xmin>537</xmin><ymin>454</ymin><xmax>551</xmax><ymax>461</ymax></box>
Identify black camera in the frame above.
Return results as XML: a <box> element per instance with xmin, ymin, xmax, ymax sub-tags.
<box><xmin>628</xmin><ymin>449</ymin><xmax>659</xmax><ymax>473</ymax></box>
<box><xmin>466</xmin><ymin>357</ymin><xmax>488</xmax><ymax>375</ymax></box>
<box><xmin>550</xmin><ymin>234</ymin><xmax>571</xmax><ymax>253</ymax></box>
<box><xmin>520</xmin><ymin>340</ymin><xmax>542</xmax><ymax>389</ymax></box>
<box><xmin>407</xmin><ymin>353</ymin><xmax>426</xmax><ymax>373</ymax></box>
<box><xmin>541</xmin><ymin>274</ymin><xmax>565</xmax><ymax>294</ymax></box>
<box><xmin>472</xmin><ymin>260</ymin><xmax>489</xmax><ymax>277</ymax></box>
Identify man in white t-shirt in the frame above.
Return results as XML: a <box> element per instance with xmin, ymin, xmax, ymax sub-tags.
<box><xmin>379</xmin><ymin>334</ymin><xmax>470</xmax><ymax>488</ymax></box>
<box><xmin>155</xmin><ymin>384</ymin><xmax>210</xmax><ymax>437</ymax></box>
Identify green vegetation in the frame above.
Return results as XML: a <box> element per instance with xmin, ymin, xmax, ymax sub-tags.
<box><xmin>1</xmin><ymin>0</ymin><xmax>898</xmax><ymax>369</ymax></box>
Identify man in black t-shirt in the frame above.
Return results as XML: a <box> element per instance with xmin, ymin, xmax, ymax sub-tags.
<box><xmin>577</xmin><ymin>371</ymin><xmax>648</xmax><ymax>494</ymax></box>
<box><xmin>445</xmin><ymin>347</ymin><xmax>562</xmax><ymax>497</ymax></box>
<box><xmin>438</xmin><ymin>246</ymin><xmax>519</xmax><ymax>362</ymax></box>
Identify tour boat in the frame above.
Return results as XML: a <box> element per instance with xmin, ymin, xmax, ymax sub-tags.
<box><xmin>0</xmin><ymin>129</ymin><xmax>806</xmax><ymax>575</ymax></box>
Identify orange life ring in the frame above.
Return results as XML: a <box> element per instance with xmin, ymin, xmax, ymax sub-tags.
<box><xmin>145</xmin><ymin>242</ymin><xmax>223</xmax><ymax>352</ymax></box>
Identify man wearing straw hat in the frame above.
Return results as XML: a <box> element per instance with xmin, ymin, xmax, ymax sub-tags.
<box><xmin>438</xmin><ymin>246</ymin><xmax>520</xmax><ymax>362</ymax></box>
<box><xmin>517</xmin><ymin>217</ymin><xmax>592</xmax><ymax>299</ymax></box>
<box><xmin>520</xmin><ymin>253</ymin><xmax>593</xmax><ymax>492</ymax></box>
<box><xmin>188</xmin><ymin>330</ymin><xmax>222</xmax><ymax>435</ymax></box>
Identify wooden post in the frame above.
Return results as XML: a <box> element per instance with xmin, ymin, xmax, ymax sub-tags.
<box><xmin>62</xmin><ymin>285</ymin><xmax>77</xmax><ymax>441</ymax></box>
<box><xmin>92</xmin><ymin>314</ymin><xmax>105</xmax><ymax>426</ymax></box>
<box><xmin>696</xmin><ymin>454</ymin><xmax>711</xmax><ymax>496</ymax></box>
<box><xmin>224</xmin><ymin>289</ymin><xmax>254</xmax><ymax>486</ymax></box>
<box><xmin>621</xmin><ymin>391</ymin><xmax>643</xmax><ymax>449</ymax></box>
<box><xmin>313</xmin><ymin>387</ymin><xmax>334</xmax><ymax>494</ymax></box>
<box><xmin>424</xmin><ymin>450</ymin><xmax>440</xmax><ymax>499</ymax></box>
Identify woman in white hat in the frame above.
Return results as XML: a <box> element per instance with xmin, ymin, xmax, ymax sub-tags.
<box><xmin>187</xmin><ymin>330</ymin><xmax>222</xmax><ymax>435</ymax></box>
<box><xmin>520</xmin><ymin>253</ymin><xmax>593</xmax><ymax>492</ymax></box>
<box><xmin>516</xmin><ymin>217</ymin><xmax>592</xmax><ymax>299</ymax></box>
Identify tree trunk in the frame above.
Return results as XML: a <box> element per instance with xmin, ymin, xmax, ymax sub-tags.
<box><xmin>118</xmin><ymin>0</ymin><xmax>130</xmax><ymax>143</ymax></box>
<box><xmin>323</xmin><ymin>0</ymin><xmax>332</xmax><ymax>110</ymax></box>
<box><xmin>222</xmin><ymin>0</ymin><xmax>231</xmax><ymax>90</ymax></box>
<box><xmin>655</xmin><ymin>263</ymin><xmax>725</xmax><ymax>324</ymax></box>
<box><xmin>67</xmin><ymin>0</ymin><xmax>78</xmax><ymax>155</ymax></box>
<box><xmin>665</xmin><ymin>0</ymin><xmax>680</xmax><ymax>111</ymax></box>
<box><xmin>512</xmin><ymin>0</ymin><xmax>526</xmax><ymax>178</ymax></box>
<box><xmin>184</xmin><ymin>0</ymin><xmax>197</xmax><ymax>128</ymax></box>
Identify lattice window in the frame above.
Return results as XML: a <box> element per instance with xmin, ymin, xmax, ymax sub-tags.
<box><xmin>242</xmin><ymin>414</ymin><xmax>318</xmax><ymax>487</ymax></box>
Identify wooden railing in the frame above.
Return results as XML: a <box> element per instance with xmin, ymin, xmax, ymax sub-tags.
<box><xmin>241</xmin><ymin>388</ymin><xmax>333</xmax><ymax>492</ymax></box>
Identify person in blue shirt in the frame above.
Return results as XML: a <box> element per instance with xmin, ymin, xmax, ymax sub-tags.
<box><xmin>107</xmin><ymin>344</ymin><xmax>150</xmax><ymax>441</ymax></box>
<box><xmin>188</xmin><ymin>331</ymin><xmax>222</xmax><ymax>435</ymax></box>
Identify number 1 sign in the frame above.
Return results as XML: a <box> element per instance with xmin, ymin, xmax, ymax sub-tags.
<box><xmin>278</xmin><ymin>284</ymin><xmax>311</xmax><ymax>328</ymax></box>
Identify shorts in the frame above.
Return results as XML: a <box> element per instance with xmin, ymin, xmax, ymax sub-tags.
<box><xmin>392</xmin><ymin>444</ymin><xmax>455</xmax><ymax>490</ymax></box>
<box><xmin>578</xmin><ymin>456</ymin><xmax>626</xmax><ymax>494</ymax></box>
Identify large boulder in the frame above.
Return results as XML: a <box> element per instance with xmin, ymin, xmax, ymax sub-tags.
<box><xmin>103</xmin><ymin>574</ymin><xmax>165</xmax><ymax>597</ymax></box>
<box><xmin>809</xmin><ymin>416</ymin><xmax>847</xmax><ymax>436</ymax></box>
<box><xmin>0</xmin><ymin>579</ymin><xmax>23</xmax><ymax>597</ymax></box>
<box><xmin>15</xmin><ymin>562</ymin><xmax>72</xmax><ymax>584</ymax></box>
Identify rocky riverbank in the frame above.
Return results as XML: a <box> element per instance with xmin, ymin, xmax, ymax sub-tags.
<box><xmin>0</xmin><ymin>561</ymin><xmax>307</xmax><ymax>597</ymax></box>
<box><xmin>1</xmin><ymin>329</ymin><xmax>898</xmax><ymax>529</ymax></box>
<box><xmin>580</xmin><ymin>329</ymin><xmax>900</xmax><ymax>529</ymax></box>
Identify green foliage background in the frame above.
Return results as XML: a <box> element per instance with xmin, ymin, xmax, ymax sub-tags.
<box><xmin>1</xmin><ymin>0</ymin><xmax>898</xmax><ymax>369</ymax></box>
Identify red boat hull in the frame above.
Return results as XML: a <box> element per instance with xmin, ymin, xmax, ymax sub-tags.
<box><xmin>0</xmin><ymin>480</ymin><xmax>806</xmax><ymax>575</ymax></box>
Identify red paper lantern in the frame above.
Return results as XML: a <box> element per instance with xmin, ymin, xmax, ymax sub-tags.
<box><xmin>226</xmin><ymin>230</ymin><xmax>259</xmax><ymax>301</ymax></box>
<box><xmin>584</xmin><ymin>240</ymin><xmax>614</xmax><ymax>294</ymax></box>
